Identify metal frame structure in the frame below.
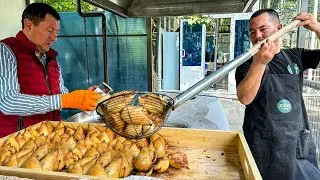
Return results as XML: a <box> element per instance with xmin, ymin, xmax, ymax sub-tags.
<box><xmin>83</xmin><ymin>0</ymin><xmax>258</xmax><ymax>17</ymax></box>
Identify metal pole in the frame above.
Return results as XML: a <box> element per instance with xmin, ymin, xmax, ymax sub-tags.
<box><xmin>77</xmin><ymin>0</ymin><xmax>108</xmax><ymax>84</ymax></box>
<box><xmin>228</xmin><ymin>17</ymin><xmax>236</xmax><ymax>94</ymax></box>
<box><xmin>147</xmin><ymin>17</ymin><xmax>152</xmax><ymax>91</ymax></box>
<box><xmin>310</xmin><ymin>0</ymin><xmax>318</xmax><ymax>49</ymax></box>
<box><xmin>83</xmin><ymin>0</ymin><xmax>128</xmax><ymax>18</ymax></box>
<box><xmin>308</xmin><ymin>0</ymin><xmax>318</xmax><ymax>80</ymax></box>
<box><xmin>156</xmin><ymin>17</ymin><xmax>163</xmax><ymax>90</ymax></box>
<box><xmin>164</xmin><ymin>17</ymin><xmax>167</xmax><ymax>32</ymax></box>
<box><xmin>213</xmin><ymin>20</ymin><xmax>218</xmax><ymax>72</ymax></box>
<box><xmin>297</xmin><ymin>0</ymin><xmax>309</xmax><ymax>48</ymax></box>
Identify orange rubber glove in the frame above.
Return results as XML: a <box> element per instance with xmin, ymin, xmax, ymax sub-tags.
<box><xmin>61</xmin><ymin>90</ymin><xmax>101</xmax><ymax>111</ymax></box>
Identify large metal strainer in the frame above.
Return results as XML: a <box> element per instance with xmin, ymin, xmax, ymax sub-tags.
<box><xmin>96</xmin><ymin>20</ymin><xmax>300</xmax><ymax>139</ymax></box>
<box><xmin>96</xmin><ymin>90</ymin><xmax>174</xmax><ymax>139</ymax></box>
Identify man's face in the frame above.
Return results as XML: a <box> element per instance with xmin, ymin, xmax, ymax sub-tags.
<box><xmin>249</xmin><ymin>13</ymin><xmax>281</xmax><ymax>45</ymax></box>
<box><xmin>24</xmin><ymin>14</ymin><xmax>60</xmax><ymax>53</ymax></box>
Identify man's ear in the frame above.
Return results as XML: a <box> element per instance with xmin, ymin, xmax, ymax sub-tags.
<box><xmin>23</xmin><ymin>19</ymin><xmax>32</xmax><ymax>31</ymax></box>
<box><xmin>277</xmin><ymin>24</ymin><xmax>283</xmax><ymax>30</ymax></box>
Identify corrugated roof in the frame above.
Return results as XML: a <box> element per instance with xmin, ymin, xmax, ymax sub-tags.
<box><xmin>84</xmin><ymin>0</ymin><xmax>257</xmax><ymax>17</ymax></box>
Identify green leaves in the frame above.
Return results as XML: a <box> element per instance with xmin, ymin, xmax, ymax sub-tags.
<box><xmin>182</xmin><ymin>15</ymin><xmax>213</xmax><ymax>26</ymax></box>
<box><xmin>34</xmin><ymin>0</ymin><xmax>96</xmax><ymax>12</ymax></box>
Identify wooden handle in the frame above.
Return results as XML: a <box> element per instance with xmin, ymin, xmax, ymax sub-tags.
<box><xmin>249</xmin><ymin>20</ymin><xmax>301</xmax><ymax>55</ymax></box>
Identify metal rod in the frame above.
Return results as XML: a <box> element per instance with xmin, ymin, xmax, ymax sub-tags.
<box><xmin>77</xmin><ymin>0</ymin><xmax>109</xmax><ymax>84</ymax></box>
<box><xmin>156</xmin><ymin>17</ymin><xmax>163</xmax><ymax>90</ymax></box>
<box><xmin>310</xmin><ymin>0</ymin><xmax>318</xmax><ymax>49</ymax></box>
<box><xmin>213</xmin><ymin>19</ymin><xmax>218</xmax><ymax>71</ymax></box>
<box><xmin>83</xmin><ymin>17</ymin><xmax>90</xmax><ymax>87</ymax></box>
<box><xmin>83</xmin><ymin>0</ymin><xmax>128</xmax><ymax>18</ymax></box>
<box><xmin>297</xmin><ymin>0</ymin><xmax>309</xmax><ymax>48</ymax></box>
<box><xmin>172</xmin><ymin>20</ymin><xmax>301</xmax><ymax>109</ymax></box>
<box><xmin>147</xmin><ymin>17</ymin><xmax>153</xmax><ymax>91</ymax></box>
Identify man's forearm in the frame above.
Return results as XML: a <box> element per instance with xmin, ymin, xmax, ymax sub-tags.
<box><xmin>237</xmin><ymin>63</ymin><xmax>266</xmax><ymax>105</ymax></box>
<box><xmin>0</xmin><ymin>92</ymin><xmax>61</xmax><ymax>116</ymax></box>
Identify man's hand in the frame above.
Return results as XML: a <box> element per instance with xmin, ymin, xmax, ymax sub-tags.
<box><xmin>88</xmin><ymin>85</ymin><xmax>98</xmax><ymax>91</ymax></box>
<box><xmin>253</xmin><ymin>39</ymin><xmax>277</xmax><ymax>65</ymax></box>
<box><xmin>295</xmin><ymin>12</ymin><xmax>320</xmax><ymax>33</ymax></box>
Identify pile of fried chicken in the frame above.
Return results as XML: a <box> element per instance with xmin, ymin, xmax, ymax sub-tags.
<box><xmin>0</xmin><ymin>121</ymin><xmax>188</xmax><ymax>178</ymax></box>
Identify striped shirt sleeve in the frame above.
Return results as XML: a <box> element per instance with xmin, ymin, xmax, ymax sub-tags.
<box><xmin>0</xmin><ymin>42</ymin><xmax>62</xmax><ymax>116</ymax></box>
<box><xmin>57</xmin><ymin>61</ymin><xmax>69</xmax><ymax>94</ymax></box>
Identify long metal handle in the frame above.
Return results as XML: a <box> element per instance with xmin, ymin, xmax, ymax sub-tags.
<box><xmin>172</xmin><ymin>20</ymin><xmax>301</xmax><ymax>109</ymax></box>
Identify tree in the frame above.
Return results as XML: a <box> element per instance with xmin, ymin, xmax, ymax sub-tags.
<box><xmin>34</xmin><ymin>0</ymin><xmax>96</xmax><ymax>12</ymax></box>
<box><xmin>182</xmin><ymin>15</ymin><xmax>213</xmax><ymax>26</ymax></box>
<box><xmin>181</xmin><ymin>15</ymin><xmax>215</xmax><ymax>32</ymax></box>
<box><xmin>261</xmin><ymin>0</ymin><xmax>299</xmax><ymax>48</ymax></box>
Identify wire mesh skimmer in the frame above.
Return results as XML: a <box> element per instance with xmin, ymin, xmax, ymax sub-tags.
<box><xmin>96</xmin><ymin>90</ymin><xmax>174</xmax><ymax>139</ymax></box>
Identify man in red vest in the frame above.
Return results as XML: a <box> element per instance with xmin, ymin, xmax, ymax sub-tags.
<box><xmin>0</xmin><ymin>3</ymin><xmax>101</xmax><ymax>137</ymax></box>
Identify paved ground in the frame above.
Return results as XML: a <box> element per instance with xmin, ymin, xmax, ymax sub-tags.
<box><xmin>218</xmin><ymin>97</ymin><xmax>245</xmax><ymax>131</ymax></box>
<box><xmin>205</xmin><ymin>90</ymin><xmax>245</xmax><ymax>132</ymax></box>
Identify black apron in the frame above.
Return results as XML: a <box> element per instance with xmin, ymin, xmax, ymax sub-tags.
<box><xmin>243</xmin><ymin>51</ymin><xmax>319</xmax><ymax>180</ymax></box>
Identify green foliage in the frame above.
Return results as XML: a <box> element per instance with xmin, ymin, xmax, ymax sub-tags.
<box><xmin>183</xmin><ymin>15</ymin><xmax>213</xmax><ymax>26</ymax></box>
<box><xmin>260</xmin><ymin>0</ymin><xmax>299</xmax><ymax>48</ymax></box>
<box><xmin>276</xmin><ymin>1</ymin><xmax>299</xmax><ymax>48</ymax></box>
<box><xmin>34</xmin><ymin>0</ymin><xmax>96</xmax><ymax>12</ymax></box>
<box><xmin>181</xmin><ymin>15</ymin><xmax>215</xmax><ymax>32</ymax></box>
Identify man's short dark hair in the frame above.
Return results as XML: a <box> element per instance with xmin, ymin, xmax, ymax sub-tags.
<box><xmin>249</xmin><ymin>9</ymin><xmax>280</xmax><ymax>24</ymax></box>
<box><xmin>22</xmin><ymin>2</ymin><xmax>60</xmax><ymax>28</ymax></box>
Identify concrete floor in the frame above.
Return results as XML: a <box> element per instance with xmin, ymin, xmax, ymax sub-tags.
<box><xmin>205</xmin><ymin>90</ymin><xmax>245</xmax><ymax>132</ymax></box>
<box><xmin>218</xmin><ymin>98</ymin><xmax>245</xmax><ymax>131</ymax></box>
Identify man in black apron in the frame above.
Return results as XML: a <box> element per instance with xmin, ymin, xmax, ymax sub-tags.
<box><xmin>236</xmin><ymin>9</ymin><xmax>320</xmax><ymax>180</ymax></box>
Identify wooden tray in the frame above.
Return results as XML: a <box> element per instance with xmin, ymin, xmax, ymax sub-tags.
<box><xmin>0</xmin><ymin>121</ymin><xmax>262</xmax><ymax>180</ymax></box>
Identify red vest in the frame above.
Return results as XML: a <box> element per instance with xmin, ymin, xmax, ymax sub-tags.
<box><xmin>0</xmin><ymin>31</ymin><xmax>61</xmax><ymax>137</ymax></box>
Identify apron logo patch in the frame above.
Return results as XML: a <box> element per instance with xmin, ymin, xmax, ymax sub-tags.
<box><xmin>287</xmin><ymin>65</ymin><xmax>293</xmax><ymax>74</ymax></box>
<box><xmin>277</xmin><ymin>99</ymin><xmax>292</xmax><ymax>113</ymax></box>
<box><xmin>293</xmin><ymin>63</ymin><xmax>300</xmax><ymax>74</ymax></box>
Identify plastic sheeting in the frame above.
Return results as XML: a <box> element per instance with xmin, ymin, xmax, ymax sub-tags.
<box><xmin>107</xmin><ymin>36</ymin><xmax>147</xmax><ymax>91</ymax></box>
<box><xmin>52</xmin><ymin>11</ymin><xmax>148</xmax><ymax>119</ymax></box>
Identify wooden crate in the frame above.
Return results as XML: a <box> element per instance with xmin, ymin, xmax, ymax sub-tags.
<box><xmin>0</xmin><ymin>121</ymin><xmax>262</xmax><ymax>180</ymax></box>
